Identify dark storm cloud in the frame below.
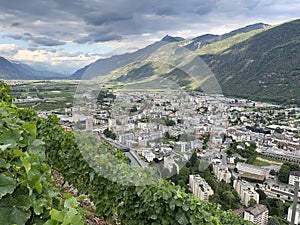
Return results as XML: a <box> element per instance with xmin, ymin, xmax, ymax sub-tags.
<box><xmin>84</xmin><ymin>12</ymin><xmax>133</xmax><ymax>26</ymax></box>
<box><xmin>0</xmin><ymin>0</ymin><xmax>299</xmax><ymax>46</ymax></box>
<box><xmin>6</xmin><ymin>33</ymin><xmax>65</xmax><ymax>46</ymax></box>
<box><xmin>11</xmin><ymin>22</ymin><xmax>21</xmax><ymax>27</ymax></box>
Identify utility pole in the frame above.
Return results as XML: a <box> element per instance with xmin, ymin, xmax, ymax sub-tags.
<box><xmin>290</xmin><ymin>181</ymin><xmax>299</xmax><ymax>225</ymax></box>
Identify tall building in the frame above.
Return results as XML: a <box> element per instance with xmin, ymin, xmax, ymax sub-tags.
<box><xmin>233</xmin><ymin>179</ymin><xmax>259</xmax><ymax>207</ymax></box>
<box><xmin>289</xmin><ymin>171</ymin><xmax>300</xmax><ymax>186</ymax></box>
<box><xmin>189</xmin><ymin>175</ymin><xmax>214</xmax><ymax>201</ymax></box>
<box><xmin>244</xmin><ymin>204</ymin><xmax>269</xmax><ymax>225</ymax></box>
<box><xmin>213</xmin><ymin>164</ymin><xmax>232</xmax><ymax>183</ymax></box>
<box><xmin>287</xmin><ymin>204</ymin><xmax>300</xmax><ymax>225</ymax></box>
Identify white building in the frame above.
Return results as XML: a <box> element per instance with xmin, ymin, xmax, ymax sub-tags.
<box><xmin>289</xmin><ymin>171</ymin><xmax>300</xmax><ymax>186</ymax></box>
<box><xmin>287</xmin><ymin>204</ymin><xmax>300</xmax><ymax>225</ymax></box>
<box><xmin>233</xmin><ymin>179</ymin><xmax>259</xmax><ymax>207</ymax></box>
<box><xmin>189</xmin><ymin>175</ymin><xmax>214</xmax><ymax>201</ymax></box>
<box><xmin>244</xmin><ymin>204</ymin><xmax>269</xmax><ymax>225</ymax></box>
<box><xmin>142</xmin><ymin>150</ymin><xmax>155</xmax><ymax>162</ymax></box>
<box><xmin>213</xmin><ymin>164</ymin><xmax>232</xmax><ymax>183</ymax></box>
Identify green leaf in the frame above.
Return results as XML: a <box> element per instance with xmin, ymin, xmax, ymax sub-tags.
<box><xmin>0</xmin><ymin>129</ymin><xmax>19</xmax><ymax>146</ymax></box>
<box><xmin>20</xmin><ymin>156</ymin><xmax>31</xmax><ymax>175</ymax></box>
<box><xmin>34</xmin><ymin>181</ymin><xmax>43</xmax><ymax>194</ymax></box>
<box><xmin>70</xmin><ymin>214</ymin><xmax>85</xmax><ymax>225</ymax></box>
<box><xmin>0</xmin><ymin>195</ymin><xmax>31</xmax><ymax>225</ymax></box>
<box><xmin>43</xmin><ymin>220</ymin><xmax>57</xmax><ymax>225</ymax></box>
<box><xmin>0</xmin><ymin>173</ymin><xmax>17</xmax><ymax>199</ymax></box>
<box><xmin>50</xmin><ymin>208</ymin><xmax>64</xmax><ymax>222</ymax></box>
<box><xmin>64</xmin><ymin>197</ymin><xmax>78</xmax><ymax>208</ymax></box>
<box><xmin>22</xmin><ymin>122</ymin><xmax>37</xmax><ymax>137</ymax></box>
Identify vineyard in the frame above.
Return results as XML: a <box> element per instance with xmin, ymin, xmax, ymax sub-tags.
<box><xmin>0</xmin><ymin>81</ymin><xmax>254</xmax><ymax>225</ymax></box>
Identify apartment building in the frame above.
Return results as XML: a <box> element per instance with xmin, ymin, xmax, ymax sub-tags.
<box><xmin>189</xmin><ymin>175</ymin><xmax>214</xmax><ymax>201</ymax></box>
<box><xmin>244</xmin><ymin>204</ymin><xmax>269</xmax><ymax>225</ymax></box>
<box><xmin>233</xmin><ymin>179</ymin><xmax>259</xmax><ymax>207</ymax></box>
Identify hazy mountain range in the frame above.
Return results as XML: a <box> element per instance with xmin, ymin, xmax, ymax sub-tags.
<box><xmin>1</xmin><ymin>19</ymin><xmax>299</xmax><ymax>105</ymax></box>
<box><xmin>0</xmin><ymin>57</ymin><xmax>68</xmax><ymax>80</ymax></box>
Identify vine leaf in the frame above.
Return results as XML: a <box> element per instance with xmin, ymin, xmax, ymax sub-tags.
<box><xmin>0</xmin><ymin>194</ymin><xmax>31</xmax><ymax>225</ymax></box>
<box><xmin>0</xmin><ymin>173</ymin><xmax>17</xmax><ymax>199</ymax></box>
<box><xmin>22</xmin><ymin>122</ymin><xmax>37</xmax><ymax>137</ymax></box>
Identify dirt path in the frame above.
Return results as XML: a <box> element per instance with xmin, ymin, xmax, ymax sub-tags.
<box><xmin>256</xmin><ymin>156</ymin><xmax>283</xmax><ymax>166</ymax></box>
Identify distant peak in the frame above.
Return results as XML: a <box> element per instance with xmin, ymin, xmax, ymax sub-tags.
<box><xmin>161</xmin><ymin>35</ymin><xmax>184</xmax><ymax>42</ymax></box>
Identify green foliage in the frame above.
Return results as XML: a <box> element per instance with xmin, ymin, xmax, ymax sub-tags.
<box><xmin>256</xmin><ymin>189</ymin><xmax>267</xmax><ymax>201</ymax></box>
<box><xmin>0</xmin><ymin>83</ymin><xmax>86</xmax><ymax>225</ymax></box>
<box><xmin>227</xmin><ymin>141</ymin><xmax>256</xmax><ymax>160</ymax></box>
<box><xmin>260</xmin><ymin>198</ymin><xmax>290</xmax><ymax>218</ymax></box>
<box><xmin>201</xmin><ymin>168</ymin><xmax>240</xmax><ymax>210</ymax></box>
<box><xmin>0</xmin><ymin>81</ymin><xmax>14</xmax><ymax>103</ymax></box>
<box><xmin>278</xmin><ymin>162</ymin><xmax>300</xmax><ymax>183</ymax></box>
<box><xmin>103</xmin><ymin>127</ymin><xmax>116</xmax><ymax>140</ymax></box>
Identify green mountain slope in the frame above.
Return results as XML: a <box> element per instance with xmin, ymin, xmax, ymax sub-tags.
<box><xmin>205</xmin><ymin>19</ymin><xmax>300</xmax><ymax>105</ymax></box>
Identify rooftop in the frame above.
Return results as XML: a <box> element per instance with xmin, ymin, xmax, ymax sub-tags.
<box><xmin>245</xmin><ymin>204</ymin><xmax>268</xmax><ymax>216</ymax></box>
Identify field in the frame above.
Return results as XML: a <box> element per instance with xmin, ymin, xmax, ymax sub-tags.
<box><xmin>9</xmin><ymin>80</ymin><xmax>79</xmax><ymax>112</ymax></box>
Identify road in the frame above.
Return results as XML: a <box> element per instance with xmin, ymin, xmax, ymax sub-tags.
<box><xmin>98</xmin><ymin>134</ymin><xmax>146</xmax><ymax>167</ymax></box>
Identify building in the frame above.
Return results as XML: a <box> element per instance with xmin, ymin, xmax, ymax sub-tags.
<box><xmin>287</xmin><ymin>204</ymin><xmax>300</xmax><ymax>224</ymax></box>
<box><xmin>236</xmin><ymin>162</ymin><xmax>269</xmax><ymax>181</ymax></box>
<box><xmin>213</xmin><ymin>164</ymin><xmax>232</xmax><ymax>183</ymax></box>
<box><xmin>289</xmin><ymin>171</ymin><xmax>300</xmax><ymax>186</ymax></box>
<box><xmin>119</xmin><ymin>133</ymin><xmax>135</xmax><ymax>144</ymax></box>
<box><xmin>244</xmin><ymin>204</ymin><xmax>269</xmax><ymax>225</ymax></box>
<box><xmin>189</xmin><ymin>175</ymin><xmax>214</xmax><ymax>201</ymax></box>
<box><xmin>141</xmin><ymin>150</ymin><xmax>155</xmax><ymax>162</ymax></box>
<box><xmin>233</xmin><ymin>179</ymin><xmax>259</xmax><ymax>207</ymax></box>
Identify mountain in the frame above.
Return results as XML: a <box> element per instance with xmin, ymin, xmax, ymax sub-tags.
<box><xmin>71</xmin><ymin>23</ymin><xmax>270</xmax><ymax>81</ymax></box>
<box><xmin>0</xmin><ymin>56</ymin><xmax>69</xmax><ymax>80</ymax></box>
<box><xmin>0</xmin><ymin>57</ymin><xmax>33</xmax><ymax>79</ymax></box>
<box><xmin>161</xmin><ymin>35</ymin><xmax>185</xmax><ymax>42</ymax></box>
<box><xmin>184</xmin><ymin>23</ymin><xmax>270</xmax><ymax>51</ymax></box>
<box><xmin>69</xmin><ymin>35</ymin><xmax>184</xmax><ymax>80</ymax></box>
<box><xmin>204</xmin><ymin>19</ymin><xmax>300</xmax><ymax>105</ymax></box>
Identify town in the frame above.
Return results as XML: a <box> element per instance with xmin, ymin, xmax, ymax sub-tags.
<box><xmin>14</xmin><ymin>87</ymin><xmax>300</xmax><ymax>225</ymax></box>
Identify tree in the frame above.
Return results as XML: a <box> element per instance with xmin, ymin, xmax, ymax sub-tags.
<box><xmin>278</xmin><ymin>164</ymin><xmax>290</xmax><ymax>183</ymax></box>
<box><xmin>189</xmin><ymin>151</ymin><xmax>198</xmax><ymax>167</ymax></box>
<box><xmin>248</xmin><ymin>198</ymin><xmax>257</xmax><ymax>207</ymax></box>
<box><xmin>256</xmin><ymin>189</ymin><xmax>267</xmax><ymax>201</ymax></box>
<box><xmin>270</xmin><ymin>169</ymin><xmax>276</xmax><ymax>175</ymax></box>
<box><xmin>103</xmin><ymin>128</ymin><xmax>116</xmax><ymax>140</ymax></box>
<box><xmin>268</xmin><ymin>217</ymin><xmax>280</xmax><ymax>225</ymax></box>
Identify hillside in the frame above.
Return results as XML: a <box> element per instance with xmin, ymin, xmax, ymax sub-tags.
<box><xmin>74</xmin><ymin>20</ymin><xmax>299</xmax><ymax>105</ymax></box>
<box><xmin>204</xmin><ymin>19</ymin><xmax>300</xmax><ymax>105</ymax></box>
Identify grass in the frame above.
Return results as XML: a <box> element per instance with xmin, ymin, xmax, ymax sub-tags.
<box><xmin>252</xmin><ymin>159</ymin><xmax>271</xmax><ymax>166</ymax></box>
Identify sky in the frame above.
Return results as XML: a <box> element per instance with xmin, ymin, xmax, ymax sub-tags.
<box><xmin>0</xmin><ymin>0</ymin><xmax>299</xmax><ymax>74</ymax></box>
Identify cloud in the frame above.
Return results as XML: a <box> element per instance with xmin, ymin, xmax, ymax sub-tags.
<box><xmin>0</xmin><ymin>0</ymin><xmax>299</xmax><ymax>72</ymax></box>
<box><xmin>11</xmin><ymin>22</ymin><xmax>21</xmax><ymax>27</ymax></box>
<box><xmin>6</xmin><ymin>33</ymin><xmax>65</xmax><ymax>46</ymax></box>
